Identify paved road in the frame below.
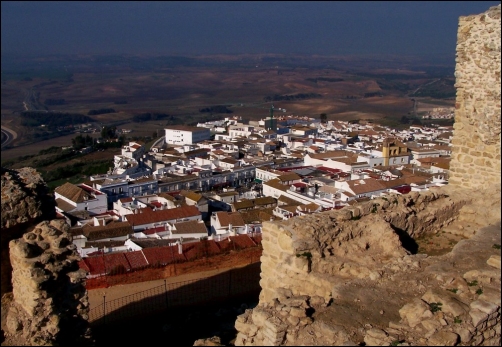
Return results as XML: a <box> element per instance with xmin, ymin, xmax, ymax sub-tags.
<box><xmin>1</xmin><ymin>126</ymin><xmax>17</xmax><ymax>148</ymax></box>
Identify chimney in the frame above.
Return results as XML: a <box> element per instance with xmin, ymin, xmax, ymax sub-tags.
<box><xmin>178</xmin><ymin>237</ymin><xmax>183</xmax><ymax>254</ymax></box>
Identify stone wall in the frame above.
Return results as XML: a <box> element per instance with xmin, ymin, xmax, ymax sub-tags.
<box><xmin>235</xmin><ymin>222</ymin><xmax>501</xmax><ymax>346</ymax></box>
<box><xmin>233</xmin><ymin>190</ymin><xmax>501</xmax><ymax>346</ymax></box>
<box><xmin>449</xmin><ymin>5</ymin><xmax>501</xmax><ymax>190</ymax></box>
<box><xmin>257</xmin><ymin>191</ymin><xmax>465</xmax><ymax>305</ymax></box>
<box><xmin>1</xmin><ymin>167</ymin><xmax>56</xmax><ymax>296</ymax></box>
<box><xmin>1</xmin><ymin>167</ymin><xmax>92</xmax><ymax>346</ymax></box>
<box><xmin>2</xmin><ymin>219</ymin><xmax>92</xmax><ymax>346</ymax></box>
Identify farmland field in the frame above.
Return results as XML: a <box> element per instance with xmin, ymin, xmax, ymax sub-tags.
<box><xmin>1</xmin><ymin>53</ymin><xmax>455</xmax><ymax>161</ymax></box>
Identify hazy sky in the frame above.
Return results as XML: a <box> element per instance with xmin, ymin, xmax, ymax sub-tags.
<box><xmin>1</xmin><ymin>1</ymin><xmax>500</xmax><ymax>58</ymax></box>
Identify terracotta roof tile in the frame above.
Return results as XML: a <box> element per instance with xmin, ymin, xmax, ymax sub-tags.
<box><xmin>125</xmin><ymin>205</ymin><xmax>201</xmax><ymax>226</ymax></box>
<box><xmin>55</xmin><ymin>198</ymin><xmax>76</xmax><ymax>212</ymax></box>
<box><xmin>82</xmin><ymin>221</ymin><xmax>133</xmax><ymax>241</ymax></box>
<box><xmin>103</xmin><ymin>253</ymin><xmax>131</xmax><ymax>273</ymax></box>
<box><xmin>124</xmin><ymin>251</ymin><xmax>149</xmax><ymax>269</ymax></box>
<box><xmin>55</xmin><ymin>182</ymin><xmax>91</xmax><ymax>203</ymax></box>
<box><xmin>215</xmin><ymin>212</ymin><xmax>245</xmax><ymax>228</ymax></box>
<box><xmin>172</xmin><ymin>220</ymin><xmax>208</xmax><ymax>235</ymax></box>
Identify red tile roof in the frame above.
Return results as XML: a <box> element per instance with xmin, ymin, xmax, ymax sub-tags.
<box><xmin>82</xmin><ymin>256</ymin><xmax>106</xmax><ymax>276</ymax></box>
<box><xmin>230</xmin><ymin>235</ymin><xmax>257</xmax><ymax>248</ymax></box>
<box><xmin>124</xmin><ymin>251</ymin><xmax>149</xmax><ymax>270</ymax></box>
<box><xmin>125</xmin><ymin>205</ymin><xmax>201</xmax><ymax>226</ymax></box>
<box><xmin>104</xmin><ymin>253</ymin><xmax>131</xmax><ymax>273</ymax></box>
<box><xmin>142</xmin><ymin>246</ymin><xmax>186</xmax><ymax>266</ymax></box>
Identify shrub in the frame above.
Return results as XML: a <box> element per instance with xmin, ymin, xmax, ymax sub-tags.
<box><xmin>429</xmin><ymin>302</ymin><xmax>442</xmax><ymax>313</ymax></box>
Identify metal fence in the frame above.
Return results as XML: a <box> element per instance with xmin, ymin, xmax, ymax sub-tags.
<box><xmin>88</xmin><ymin>262</ymin><xmax>261</xmax><ymax>326</ymax></box>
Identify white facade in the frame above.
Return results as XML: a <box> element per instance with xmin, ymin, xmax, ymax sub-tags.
<box><xmin>228</xmin><ymin>123</ymin><xmax>254</xmax><ymax>139</ymax></box>
<box><xmin>165</xmin><ymin>126</ymin><xmax>211</xmax><ymax>145</ymax></box>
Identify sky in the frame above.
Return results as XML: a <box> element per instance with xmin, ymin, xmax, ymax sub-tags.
<box><xmin>1</xmin><ymin>1</ymin><xmax>500</xmax><ymax>59</ymax></box>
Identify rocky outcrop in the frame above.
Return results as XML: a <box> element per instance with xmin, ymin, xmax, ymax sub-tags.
<box><xmin>1</xmin><ymin>167</ymin><xmax>56</xmax><ymax>296</ymax></box>
<box><xmin>2</xmin><ymin>219</ymin><xmax>92</xmax><ymax>346</ymax></box>
<box><xmin>1</xmin><ymin>167</ymin><xmax>92</xmax><ymax>346</ymax></box>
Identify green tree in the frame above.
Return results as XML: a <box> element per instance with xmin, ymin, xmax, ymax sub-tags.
<box><xmin>101</xmin><ymin>126</ymin><xmax>117</xmax><ymax>140</ymax></box>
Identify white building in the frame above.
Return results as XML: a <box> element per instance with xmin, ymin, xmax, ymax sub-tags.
<box><xmin>54</xmin><ymin>182</ymin><xmax>108</xmax><ymax>217</ymax></box>
<box><xmin>165</xmin><ymin>125</ymin><xmax>211</xmax><ymax>145</ymax></box>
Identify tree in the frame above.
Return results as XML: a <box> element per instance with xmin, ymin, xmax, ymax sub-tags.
<box><xmin>320</xmin><ymin>113</ymin><xmax>328</xmax><ymax>123</ymax></box>
<box><xmin>101</xmin><ymin>126</ymin><xmax>117</xmax><ymax>140</ymax></box>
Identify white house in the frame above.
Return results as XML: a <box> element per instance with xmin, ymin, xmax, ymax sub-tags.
<box><xmin>167</xmin><ymin>220</ymin><xmax>209</xmax><ymax>240</ymax></box>
<box><xmin>210</xmin><ymin>211</ymin><xmax>246</xmax><ymax>237</ymax></box>
<box><xmin>124</xmin><ymin>205</ymin><xmax>202</xmax><ymax>232</ymax></box>
<box><xmin>165</xmin><ymin>125</ymin><xmax>211</xmax><ymax>145</ymax></box>
<box><xmin>228</xmin><ymin>123</ymin><xmax>255</xmax><ymax>139</ymax></box>
<box><xmin>54</xmin><ymin>182</ymin><xmax>108</xmax><ymax>217</ymax></box>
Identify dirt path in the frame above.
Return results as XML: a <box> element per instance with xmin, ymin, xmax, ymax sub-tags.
<box><xmin>87</xmin><ymin>266</ymin><xmax>246</xmax><ymax>308</ymax></box>
<box><xmin>87</xmin><ymin>247</ymin><xmax>263</xmax><ymax>309</ymax></box>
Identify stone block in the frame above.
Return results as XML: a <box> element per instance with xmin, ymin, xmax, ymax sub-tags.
<box><xmin>454</xmin><ymin>326</ymin><xmax>473</xmax><ymax>344</ymax></box>
<box><xmin>281</xmin><ymin>295</ymin><xmax>309</xmax><ymax>308</ymax></box>
<box><xmin>428</xmin><ymin>331</ymin><xmax>459</xmax><ymax>346</ymax></box>
<box><xmin>277</xmin><ymin>232</ymin><xmax>294</xmax><ymax>253</ymax></box>
<box><xmin>469</xmin><ymin>309</ymin><xmax>489</xmax><ymax>327</ymax></box>
<box><xmin>235</xmin><ymin>321</ymin><xmax>258</xmax><ymax>337</ymax></box>
<box><xmin>251</xmin><ymin>307</ymin><xmax>272</xmax><ymax>326</ymax></box>
<box><xmin>287</xmin><ymin>315</ymin><xmax>300</xmax><ymax>326</ymax></box>
<box><xmin>364</xmin><ymin>328</ymin><xmax>391</xmax><ymax>346</ymax></box>
<box><xmin>399</xmin><ymin>298</ymin><xmax>430</xmax><ymax>327</ymax></box>
<box><xmin>421</xmin><ymin>289</ymin><xmax>469</xmax><ymax>317</ymax></box>
<box><xmin>421</xmin><ymin>319</ymin><xmax>441</xmax><ymax>331</ymax></box>
<box><xmin>487</xmin><ymin>255</ymin><xmax>501</xmax><ymax>269</ymax></box>
<box><xmin>470</xmin><ymin>299</ymin><xmax>499</xmax><ymax>315</ymax></box>
<box><xmin>289</xmin><ymin>307</ymin><xmax>306</xmax><ymax>318</ymax></box>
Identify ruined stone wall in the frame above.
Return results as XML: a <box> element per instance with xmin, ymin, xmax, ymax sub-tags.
<box><xmin>257</xmin><ymin>191</ymin><xmax>465</xmax><ymax>305</ymax></box>
<box><xmin>2</xmin><ymin>219</ymin><xmax>92</xmax><ymax>346</ymax></box>
<box><xmin>235</xmin><ymin>228</ymin><xmax>501</xmax><ymax>346</ymax></box>
<box><xmin>1</xmin><ymin>167</ymin><xmax>92</xmax><ymax>346</ymax></box>
<box><xmin>450</xmin><ymin>5</ymin><xmax>501</xmax><ymax>190</ymax></box>
<box><xmin>1</xmin><ymin>167</ymin><xmax>56</xmax><ymax>296</ymax></box>
<box><xmin>234</xmin><ymin>190</ymin><xmax>501</xmax><ymax>346</ymax></box>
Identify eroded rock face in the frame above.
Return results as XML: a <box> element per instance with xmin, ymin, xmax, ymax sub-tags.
<box><xmin>2</xmin><ymin>220</ymin><xmax>92</xmax><ymax>346</ymax></box>
<box><xmin>1</xmin><ymin>167</ymin><xmax>56</xmax><ymax>296</ymax></box>
<box><xmin>1</xmin><ymin>167</ymin><xmax>55</xmax><ymax>230</ymax></box>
